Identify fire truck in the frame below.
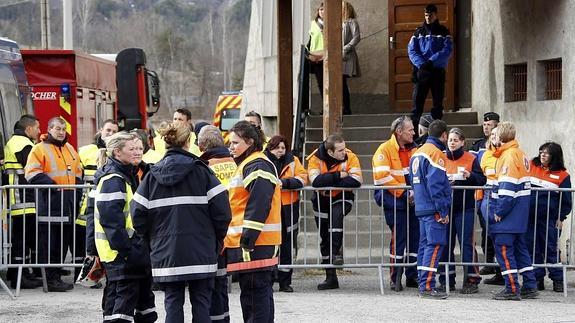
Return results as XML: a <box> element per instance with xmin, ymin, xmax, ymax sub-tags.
<box><xmin>0</xmin><ymin>37</ymin><xmax>33</xmax><ymax>150</ymax></box>
<box><xmin>213</xmin><ymin>91</ymin><xmax>241</xmax><ymax>143</ymax></box>
<box><xmin>21</xmin><ymin>48</ymin><xmax>160</xmax><ymax>148</ymax></box>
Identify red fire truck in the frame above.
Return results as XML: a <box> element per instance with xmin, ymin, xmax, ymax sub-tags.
<box><xmin>21</xmin><ymin>48</ymin><xmax>160</xmax><ymax>148</ymax></box>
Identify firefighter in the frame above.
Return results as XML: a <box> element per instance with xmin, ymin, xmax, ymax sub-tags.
<box><xmin>409</xmin><ymin>120</ymin><xmax>451</xmax><ymax>299</ymax></box>
<box><xmin>372</xmin><ymin>116</ymin><xmax>419</xmax><ymax>291</ymax></box>
<box><xmin>131</xmin><ymin>123</ymin><xmax>231</xmax><ymax>323</ymax></box>
<box><xmin>154</xmin><ymin>109</ymin><xmax>201</xmax><ymax>156</ymax></box>
<box><xmin>438</xmin><ymin>128</ymin><xmax>485</xmax><ymax>294</ymax></box>
<box><xmin>79</xmin><ymin>119</ymin><xmax>119</xmax><ymax>279</ymax></box>
<box><xmin>307</xmin><ymin>134</ymin><xmax>362</xmax><ymax>290</ymax></box>
<box><xmin>225</xmin><ymin>121</ymin><xmax>281</xmax><ymax>322</ymax></box>
<box><xmin>527</xmin><ymin>142</ymin><xmax>571</xmax><ymax>292</ymax></box>
<box><xmin>94</xmin><ymin>131</ymin><xmax>157</xmax><ymax>322</ymax></box>
<box><xmin>264</xmin><ymin>135</ymin><xmax>308</xmax><ymax>293</ymax></box>
<box><xmin>3</xmin><ymin>115</ymin><xmax>43</xmax><ymax>289</ymax></box>
<box><xmin>490</xmin><ymin>122</ymin><xmax>538</xmax><ymax>300</ymax></box>
<box><xmin>25</xmin><ymin>117</ymin><xmax>83</xmax><ymax>292</ymax></box>
<box><xmin>198</xmin><ymin>125</ymin><xmax>236</xmax><ymax>323</ymax></box>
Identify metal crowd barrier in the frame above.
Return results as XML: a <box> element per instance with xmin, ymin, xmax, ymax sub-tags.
<box><xmin>277</xmin><ymin>185</ymin><xmax>574</xmax><ymax>297</ymax></box>
<box><xmin>1</xmin><ymin>184</ymin><xmax>573</xmax><ymax>298</ymax></box>
<box><xmin>0</xmin><ymin>184</ymin><xmax>92</xmax><ymax>298</ymax></box>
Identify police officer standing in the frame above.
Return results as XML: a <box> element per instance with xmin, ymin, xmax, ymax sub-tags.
<box><xmin>409</xmin><ymin>120</ymin><xmax>451</xmax><ymax>299</ymax></box>
<box><xmin>307</xmin><ymin>134</ymin><xmax>362</xmax><ymax>290</ymax></box>
<box><xmin>25</xmin><ymin>117</ymin><xmax>83</xmax><ymax>292</ymax></box>
<box><xmin>408</xmin><ymin>4</ymin><xmax>453</xmax><ymax>133</ymax></box>
<box><xmin>470</xmin><ymin>112</ymin><xmax>499</xmax><ymax>154</ymax></box>
<box><xmin>4</xmin><ymin>115</ymin><xmax>42</xmax><ymax>289</ymax></box>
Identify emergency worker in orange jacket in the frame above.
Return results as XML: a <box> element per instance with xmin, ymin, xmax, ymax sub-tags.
<box><xmin>372</xmin><ymin>116</ymin><xmax>419</xmax><ymax>291</ymax></box>
<box><xmin>25</xmin><ymin>117</ymin><xmax>83</xmax><ymax>292</ymax></box>
<box><xmin>225</xmin><ymin>121</ymin><xmax>281</xmax><ymax>322</ymax></box>
<box><xmin>264</xmin><ymin>135</ymin><xmax>308</xmax><ymax>293</ymax></box>
<box><xmin>307</xmin><ymin>134</ymin><xmax>362</xmax><ymax>290</ymax></box>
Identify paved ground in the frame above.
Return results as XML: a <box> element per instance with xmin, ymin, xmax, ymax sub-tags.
<box><xmin>1</xmin><ymin>268</ymin><xmax>575</xmax><ymax>322</ymax></box>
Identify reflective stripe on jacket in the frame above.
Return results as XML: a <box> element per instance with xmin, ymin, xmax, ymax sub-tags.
<box><xmin>225</xmin><ymin>151</ymin><xmax>282</xmax><ymax>272</ymax></box>
<box><xmin>3</xmin><ymin>134</ymin><xmax>36</xmax><ymax>216</ymax></box>
<box><xmin>94</xmin><ymin>173</ymin><xmax>134</xmax><ymax>263</ymax></box>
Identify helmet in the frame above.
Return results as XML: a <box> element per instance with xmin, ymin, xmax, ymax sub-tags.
<box><xmin>76</xmin><ymin>256</ymin><xmax>106</xmax><ymax>287</ymax></box>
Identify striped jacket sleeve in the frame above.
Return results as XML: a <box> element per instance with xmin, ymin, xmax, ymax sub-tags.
<box><xmin>131</xmin><ymin>173</ymin><xmax>152</xmax><ymax>241</ymax></box>
<box><xmin>336</xmin><ymin>153</ymin><xmax>362</xmax><ymax>188</ymax></box>
<box><xmin>24</xmin><ymin>145</ymin><xmax>54</xmax><ymax>184</ymax></box>
<box><xmin>241</xmin><ymin>159</ymin><xmax>279</xmax><ymax>250</ymax></box>
<box><xmin>494</xmin><ymin>157</ymin><xmax>529</xmax><ymax>218</ymax></box>
<box><xmin>423</xmin><ymin>157</ymin><xmax>451</xmax><ymax>217</ymax></box>
<box><xmin>97</xmin><ymin>176</ymin><xmax>131</xmax><ymax>258</ymax></box>
<box><xmin>408</xmin><ymin>31</ymin><xmax>426</xmax><ymax>68</ymax></box>
<box><xmin>372</xmin><ymin>145</ymin><xmax>404</xmax><ymax>197</ymax></box>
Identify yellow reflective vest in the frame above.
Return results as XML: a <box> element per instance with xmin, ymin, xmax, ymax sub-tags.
<box><xmin>94</xmin><ymin>173</ymin><xmax>134</xmax><ymax>263</ymax></box>
<box><xmin>3</xmin><ymin>134</ymin><xmax>36</xmax><ymax>216</ymax></box>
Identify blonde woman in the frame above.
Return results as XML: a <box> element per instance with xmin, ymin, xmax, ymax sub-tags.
<box><xmin>93</xmin><ymin>131</ymin><xmax>157</xmax><ymax>322</ymax></box>
<box><xmin>342</xmin><ymin>1</ymin><xmax>361</xmax><ymax>114</ymax></box>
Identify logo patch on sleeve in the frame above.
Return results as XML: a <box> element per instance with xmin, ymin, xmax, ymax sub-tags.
<box><xmin>411</xmin><ymin>158</ymin><xmax>420</xmax><ymax>174</ymax></box>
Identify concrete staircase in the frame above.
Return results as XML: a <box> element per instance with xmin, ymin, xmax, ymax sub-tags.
<box><xmin>295</xmin><ymin>109</ymin><xmax>485</xmax><ymax>263</ymax></box>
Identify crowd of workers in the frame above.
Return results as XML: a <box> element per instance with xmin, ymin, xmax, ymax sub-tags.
<box><xmin>1</xmin><ymin>105</ymin><xmax>572</xmax><ymax>322</ymax></box>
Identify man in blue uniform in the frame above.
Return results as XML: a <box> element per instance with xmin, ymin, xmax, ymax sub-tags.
<box><xmin>409</xmin><ymin>120</ymin><xmax>451</xmax><ymax>299</ymax></box>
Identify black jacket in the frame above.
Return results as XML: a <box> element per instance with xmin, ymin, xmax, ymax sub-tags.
<box><xmin>94</xmin><ymin>157</ymin><xmax>149</xmax><ymax>281</ymax></box>
<box><xmin>131</xmin><ymin>148</ymin><xmax>232</xmax><ymax>282</ymax></box>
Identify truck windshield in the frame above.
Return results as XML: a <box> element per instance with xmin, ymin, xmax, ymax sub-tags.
<box><xmin>220</xmin><ymin>108</ymin><xmax>241</xmax><ymax>131</ymax></box>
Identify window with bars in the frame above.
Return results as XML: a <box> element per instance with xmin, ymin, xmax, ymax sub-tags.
<box><xmin>539</xmin><ymin>58</ymin><xmax>562</xmax><ymax>100</ymax></box>
<box><xmin>504</xmin><ymin>63</ymin><xmax>527</xmax><ymax>102</ymax></box>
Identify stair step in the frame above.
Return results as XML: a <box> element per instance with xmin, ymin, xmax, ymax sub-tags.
<box><xmin>305</xmin><ymin>112</ymin><xmax>479</xmax><ymax>128</ymax></box>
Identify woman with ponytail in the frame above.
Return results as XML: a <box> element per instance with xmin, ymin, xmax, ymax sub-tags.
<box><xmin>224</xmin><ymin>121</ymin><xmax>282</xmax><ymax>322</ymax></box>
<box><xmin>131</xmin><ymin>122</ymin><xmax>231</xmax><ymax>322</ymax></box>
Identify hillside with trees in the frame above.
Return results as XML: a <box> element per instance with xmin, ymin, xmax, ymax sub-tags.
<box><xmin>0</xmin><ymin>0</ymin><xmax>251</xmax><ymax>122</ymax></box>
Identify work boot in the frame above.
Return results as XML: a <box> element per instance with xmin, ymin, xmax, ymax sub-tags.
<box><xmin>435</xmin><ymin>284</ymin><xmax>455</xmax><ymax>293</ymax></box>
<box><xmin>10</xmin><ymin>275</ymin><xmax>43</xmax><ymax>289</ymax></box>
<box><xmin>492</xmin><ymin>288</ymin><xmax>521</xmax><ymax>301</ymax></box>
<box><xmin>537</xmin><ymin>279</ymin><xmax>545</xmax><ymax>291</ymax></box>
<box><xmin>317</xmin><ymin>269</ymin><xmax>339</xmax><ymax>290</ymax></box>
<box><xmin>553</xmin><ymin>281</ymin><xmax>564</xmax><ymax>293</ymax></box>
<box><xmin>460</xmin><ymin>282</ymin><xmax>479</xmax><ymax>294</ymax></box>
<box><xmin>479</xmin><ymin>266</ymin><xmax>496</xmax><ymax>275</ymax></box>
<box><xmin>390</xmin><ymin>280</ymin><xmax>403</xmax><ymax>292</ymax></box>
<box><xmin>47</xmin><ymin>278</ymin><xmax>74</xmax><ymax>292</ymax></box>
<box><xmin>405</xmin><ymin>278</ymin><xmax>419</xmax><ymax>288</ymax></box>
<box><xmin>483</xmin><ymin>272</ymin><xmax>505</xmax><ymax>286</ymax></box>
<box><xmin>279</xmin><ymin>284</ymin><xmax>294</xmax><ymax>293</ymax></box>
<box><xmin>520</xmin><ymin>287</ymin><xmax>539</xmax><ymax>299</ymax></box>
<box><xmin>58</xmin><ymin>268</ymin><xmax>72</xmax><ymax>277</ymax></box>
<box><xmin>418</xmin><ymin>289</ymin><xmax>448</xmax><ymax>299</ymax></box>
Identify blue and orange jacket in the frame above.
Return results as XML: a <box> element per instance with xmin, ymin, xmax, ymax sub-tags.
<box><xmin>372</xmin><ymin>134</ymin><xmax>416</xmax><ymax>210</ymax></box>
<box><xmin>409</xmin><ymin>137</ymin><xmax>451</xmax><ymax>217</ymax></box>
<box><xmin>445</xmin><ymin>147</ymin><xmax>486</xmax><ymax>214</ymax></box>
<box><xmin>529</xmin><ymin>161</ymin><xmax>572</xmax><ymax>222</ymax></box>
<box><xmin>408</xmin><ymin>20</ymin><xmax>452</xmax><ymax>69</ymax></box>
<box><xmin>490</xmin><ymin>140</ymin><xmax>531</xmax><ymax>233</ymax></box>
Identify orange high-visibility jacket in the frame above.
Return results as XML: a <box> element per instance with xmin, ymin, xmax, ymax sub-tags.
<box><xmin>372</xmin><ymin>134</ymin><xmax>416</xmax><ymax>197</ymax></box>
<box><xmin>225</xmin><ymin>151</ymin><xmax>282</xmax><ymax>272</ymax></box>
<box><xmin>279</xmin><ymin>156</ymin><xmax>308</xmax><ymax>205</ymax></box>
<box><xmin>307</xmin><ymin>148</ymin><xmax>362</xmax><ymax>197</ymax></box>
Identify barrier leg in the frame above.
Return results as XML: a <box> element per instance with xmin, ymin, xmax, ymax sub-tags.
<box><xmin>41</xmin><ymin>267</ymin><xmax>48</xmax><ymax>293</ymax></box>
<box><xmin>378</xmin><ymin>265</ymin><xmax>385</xmax><ymax>296</ymax></box>
<box><xmin>563</xmin><ymin>267</ymin><xmax>567</xmax><ymax>298</ymax></box>
<box><xmin>0</xmin><ymin>276</ymin><xmax>15</xmax><ymax>299</ymax></box>
<box><xmin>16</xmin><ymin>266</ymin><xmax>22</xmax><ymax>297</ymax></box>
<box><xmin>445</xmin><ymin>263</ymin><xmax>450</xmax><ymax>295</ymax></box>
